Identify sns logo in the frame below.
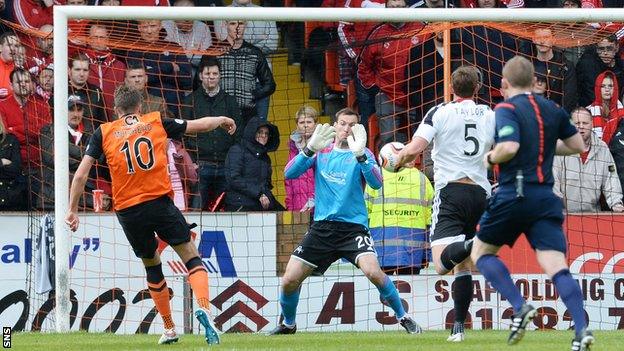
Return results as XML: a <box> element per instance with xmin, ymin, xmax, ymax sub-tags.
<box><xmin>569</xmin><ymin>252</ymin><xmax>624</xmax><ymax>274</ymax></box>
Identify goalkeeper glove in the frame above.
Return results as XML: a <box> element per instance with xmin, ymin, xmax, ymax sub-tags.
<box><xmin>347</xmin><ymin>124</ymin><xmax>367</xmax><ymax>158</ymax></box>
<box><xmin>305</xmin><ymin>124</ymin><xmax>336</xmax><ymax>155</ymax></box>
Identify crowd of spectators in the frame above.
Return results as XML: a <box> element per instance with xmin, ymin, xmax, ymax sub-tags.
<box><xmin>0</xmin><ymin>0</ymin><xmax>624</xmax><ymax>215</ymax></box>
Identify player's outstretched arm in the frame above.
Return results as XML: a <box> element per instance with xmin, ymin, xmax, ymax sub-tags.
<box><xmin>397</xmin><ymin>136</ymin><xmax>429</xmax><ymax>168</ymax></box>
<box><xmin>555</xmin><ymin>133</ymin><xmax>584</xmax><ymax>156</ymax></box>
<box><xmin>65</xmin><ymin>155</ymin><xmax>96</xmax><ymax>232</ymax></box>
<box><xmin>185</xmin><ymin>116</ymin><xmax>236</xmax><ymax>135</ymax></box>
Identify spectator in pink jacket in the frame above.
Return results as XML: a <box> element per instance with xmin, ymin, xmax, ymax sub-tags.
<box><xmin>284</xmin><ymin>106</ymin><xmax>318</xmax><ymax>212</ymax></box>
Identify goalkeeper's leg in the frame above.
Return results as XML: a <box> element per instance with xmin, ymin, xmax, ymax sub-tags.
<box><xmin>358</xmin><ymin>254</ymin><xmax>422</xmax><ymax>334</ymax></box>
<box><xmin>268</xmin><ymin>257</ymin><xmax>314</xmax><ymax>335</ymax></box>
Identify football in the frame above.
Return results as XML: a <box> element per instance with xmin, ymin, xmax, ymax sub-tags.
<box><xmin>378</xmin><ymin>142</ymin><xmax>405</xmax><ymax>173</ymax></box>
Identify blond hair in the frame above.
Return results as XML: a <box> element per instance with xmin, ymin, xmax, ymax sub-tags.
<box><xmin>502</xmin><ymin>56</ymin><xmax>535</xmax><ymax>90</ymax></box>
<box><xmin>295</xmin><ymin>105</ymin><xmax>319</xmax><ymax>122</ymax></box>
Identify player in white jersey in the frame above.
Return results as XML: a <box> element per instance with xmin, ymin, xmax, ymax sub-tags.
<box><xmin>397</xmin><ymin>66</ymin><xmax>496</xmax><ymax>342</ymax></box>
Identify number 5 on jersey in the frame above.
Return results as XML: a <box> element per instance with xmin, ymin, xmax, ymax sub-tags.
<box><xmin>464</xmin><ymin>123</ymin><xmax>480</xmax><ymax>156</ymax></box>
<box><xmin>120</xmin><ymin>136</ymin><xmax>155</xmax><ymax>174</ymax></box>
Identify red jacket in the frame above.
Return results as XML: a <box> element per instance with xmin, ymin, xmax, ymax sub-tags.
<box><xmin>0</xmin><ymin>94</ymin><xmax>52</xmax><ymax>168</ymax></box>
<box><xmin>83</xmin><ymin>49</ymin><xmax>127</xmax><ymax>121</ymax></box>
<box><xmin>357</xmin><ymin>21</ymin><xmax>427</xmax><ymax>107</ymax></box>
<box><xmin>588</xmin><ymin>70</ymin><xmax>623</xmax><ymax>136</ymax></box>
<box><xmin>12</xmin><ymin>0</ymin><xmax>54</xmax><ymax>29</ymax></box>
<box><xmin>337</xmin><ymin>0</ymin><xmax>384</xmax><ymax>59</ymax></box>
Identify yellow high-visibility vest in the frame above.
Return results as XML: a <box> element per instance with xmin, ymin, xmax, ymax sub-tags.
<box><xmin>365</xmin><ymin>168</ymin><xmax>433</xmax><ymax>229</ymax></box>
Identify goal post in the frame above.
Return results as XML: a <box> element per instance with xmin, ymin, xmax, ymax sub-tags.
<box><xmin>50</xmin><ymin>6</ymin><xmax>624</xmax><ymax>334</ymax></box>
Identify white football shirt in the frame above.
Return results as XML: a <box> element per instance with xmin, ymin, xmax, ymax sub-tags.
<box><xmin>414</xmin><ymin>99</ymin><xmax>496</xmax><ymax>194</ymax></box>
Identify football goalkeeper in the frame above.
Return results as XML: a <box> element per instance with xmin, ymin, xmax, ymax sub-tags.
<box><xmin>268</xmin><ymin>107</ymin><xmax>422</xmax><ymax>335</ymax></box>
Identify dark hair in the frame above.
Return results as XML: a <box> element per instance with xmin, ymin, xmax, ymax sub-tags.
<box><xmin>69</xmin><ymin>52</ymin><xmax>90</xmax><ymax>69</ymax></box>
<box><xmin>451</xmin><ymin>66</ymin><xmax>480</xmax><ymax>98</ymax></box>
<box><xmin>199</xmin><ymin>56</ymin><xmax>221</xmax><ymax>74</ymax></box>
<box><xmin>9</xmin><ymin>67</ymin><xmax>30</xmax><ymax>83</ymax></box>
<box><xmin>0</xmin><ymin>32</ymin><xmax>18</xmax><ymax>46</ymax></box>
<box><xmin>333</xmin><ymin>107</ymin><xmax>360</xmax><ymax>123</ymax></box>
<box><xmin>114</xmin><ymin>85</ymin><xmax>143</xmax><ymax>114</ymax></box>
<box><xmin>126</xmin><ymin>60</ymin><xmax>146</xmax><ymax>71</ymax></box>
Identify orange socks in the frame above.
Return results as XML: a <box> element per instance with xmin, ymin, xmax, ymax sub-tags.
<box><xmin>148</xmin><ymin>279</ymin><xmax>174</xmax><ymax>330</ymax></box>
<box><xmin>186</xmin><ymin>257</ymin><xmax>210</xmax><ymax>310</ymax></box>
<box><xmin>146</xmin><ymin>264</ymin><xmax>174</xmax><ymax>330</ymax></box>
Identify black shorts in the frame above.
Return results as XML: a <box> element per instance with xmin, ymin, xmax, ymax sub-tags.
<box><xmin>430</xmin><ymin>183</ymin><xmax>488</xmax><ymax>247</ymax></box>
<box><xmin>116</xmin><ymin>195</ymin><xmax>191</xmax><ymax>258</ymax></box>
<box><xmin>292</xmin><ymin>221</ymin><xmax>377</xmax><ymax>275</ymax></box>
<box><xmin>477</xmin><ymin>185</ymin><xmax>567</xmax><ymax>253</ymax></box>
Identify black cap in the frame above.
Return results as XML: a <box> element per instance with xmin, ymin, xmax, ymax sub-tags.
<box><xmin>68</xmin><ymin>95</ymin><xmax>85</xmax><ymax>109</ymax></box>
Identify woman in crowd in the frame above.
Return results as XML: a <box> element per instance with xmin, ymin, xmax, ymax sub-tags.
<box><xmin>285</xmin><ymin>105</ymin><xmax>318</xmax><ymax>213</ymax></box>
<box><xmin>225</xmin><ymin>116</ymin><xmax>284</xmax><ymax>211</ymax></box>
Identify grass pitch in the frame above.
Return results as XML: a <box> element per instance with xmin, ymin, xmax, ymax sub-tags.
<box><xmin>11</xmin><ymin>330</ymin><xmax>619</xmax><ymax>351</ymax></box>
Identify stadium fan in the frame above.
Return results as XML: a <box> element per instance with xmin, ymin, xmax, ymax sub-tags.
<box><xmin>523</xmin><ymin>28</ymin><xmax>578</xmax><ymax>112</ymax></box>
<box><xmin>214</xmin><ymin>0</ymin><xmax>278</xmax><ymax>59</ymax></box>
<box><xmin>181</xmin><ymin>57</ymin><xmax>242</xmax><ymax>211</ymax></box>
<box><xmin>39</xmin><ymin>96</ymin><xmax>96</xmax><ymax>211</ymax></box>
<box><xmin>398</xmin><ymin>66</ymin><xmax>495</xmax><ymax>342</ymax></box>
<box><xmin>65</xmin><ymin>85</ymin><xmax>236</xmax><ymax>345</ymax></box>
<box><xmin>0</xmin><ymin>32</ymin><xmax>20</xmax><ymax>100</ymax></box>
<box><xmin>162</xmin><ymin>0</ymin><xmax>213</xmax><ymax>80</ymax></box>
<box><xmin>587</xmin><ymin>70</ymin><xmax>623</xmax><ymax>138</ymax></box>
<box><xmin>35</xmin><ymin>63</ymin><xmax>54</xmax><ymax>107</ymax></box>
<box><xmin>285</xmin><ymin>105</ymin><xmax>318</xmax><ymax>213</ymax></box>
<box><xmin>338</xmin><ymin>0</ymin><xmax>384</xmax><ymax>130</ymax></box>
<box><xmin>68</xmin><ymin>53</ymin><xmax>107</xmax><ymax>131</ymax></box>
<box><xmin>213</xmin><ymin>21</ymin><xmax>275</xmax><ymax>122</ymax></box>
<box><xmin>269</xmin><ymin>108</ymin><xmax>422</xmax><ymax>335</ymax></box>
<box><xmin>471</xmin><ymin>56</ymin><xmax>594</xmax><ymax>351</ymax></box>
<box><xmin>126</xmin><ymin>19</ymin><xmax>193</xmax><ymax>117</ymax></box>
<box><xmin>0</xmin><ymin>117</ymin><xmax>27</xmax><ymax>211</ymax></box>
<box><xmin>7</xmin><ymin>0</ymin><xmax>54</xmax><ymax>30</ymax></box>
<box><xmin>357</xmin><ymin>0</ymin><xmax>427</xmax><ymax>145</ymax></box>
<box><xmin>553</xmin><ymin>107</ymin><xmax>624</xmax><ymax>213</ymax></box>
<box><xmin>0</xmin><ymin>67</ymin><xmax>51</xmax><ymax>170</ymax></box>
<box><xmin>83</xmin><ymin>23</ymin><xmax>127</xmax><ymax>120</ymax></box>
<box><xmin>123</xmin><ymin>61</ymin><xmax>171</xmax><ymax>118</ymax></box>
<box><xmin>224</xmin><ymin>117</ymin><xmax>283</xmax><ymax>211</ymax></box>
<box><xmin>576</xmin><ymin>35</ymin><xmax>624</xmax><ymax>107</ymax></box>
<box><xmin>458</xmin><ymin>0</ymin><xmax>518</xmax><ymax>105</ymax></box>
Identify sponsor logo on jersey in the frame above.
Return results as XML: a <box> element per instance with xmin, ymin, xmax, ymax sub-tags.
<box><xmin>124</xmin><ymin>115</ymin><xmax>139</xmax><ymax>125</ymax></box>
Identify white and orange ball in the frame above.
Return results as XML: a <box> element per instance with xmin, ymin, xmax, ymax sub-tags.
<box><xmin>377</xmin><ymin>142</ymin><xmax>405</xmax><ymax>173</ymax></box>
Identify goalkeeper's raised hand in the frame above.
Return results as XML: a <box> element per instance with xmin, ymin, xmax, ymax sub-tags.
<box><xmin>347</xmin><ymin>124</ymin><xmax>367</xmax><ymax>158</ymax></box>
<box><xmin>304</xmin><ymin>124</ymin><xmax>336</xmax><ymax>155</ymax></box>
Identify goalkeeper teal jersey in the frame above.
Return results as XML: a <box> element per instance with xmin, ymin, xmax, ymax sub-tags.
<box><xmin>284</xmin><ymin>144</ymin><xmax>382</xmax><ymax>229</ymax></box>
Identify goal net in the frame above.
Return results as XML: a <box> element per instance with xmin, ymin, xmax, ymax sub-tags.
<box><xmin>0</xmin><ymin>6</ymin><xmax>622</xmax><ymax>335</ymax></box>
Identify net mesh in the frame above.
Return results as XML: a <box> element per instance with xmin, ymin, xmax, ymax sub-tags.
<box><xmin>0</xmin><ymin>12</ymin><xmax>623</xmax><ymax>334</ymax></box>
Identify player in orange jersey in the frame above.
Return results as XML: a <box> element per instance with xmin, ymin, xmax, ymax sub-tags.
<box><xmin>65</xmin><ymin>85</ymin><xmax>235</xmax><ymax>345</ymax></box>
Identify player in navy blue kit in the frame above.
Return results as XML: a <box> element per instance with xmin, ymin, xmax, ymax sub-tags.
<box><xmin>470</xmin><ymin>56</ymin><xmax>594</xmax><ymax>351</ymax></box>
<box><xmin>268</xmin><ymin>108</ymin><xmax>422</xmax><ymax>335</ymax></box>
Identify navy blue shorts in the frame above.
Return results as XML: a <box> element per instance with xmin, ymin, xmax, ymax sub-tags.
<box><xmin>477</xmin><ymin>185</ymin><xmax>567</xmax><ymax>253</ymax></box>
